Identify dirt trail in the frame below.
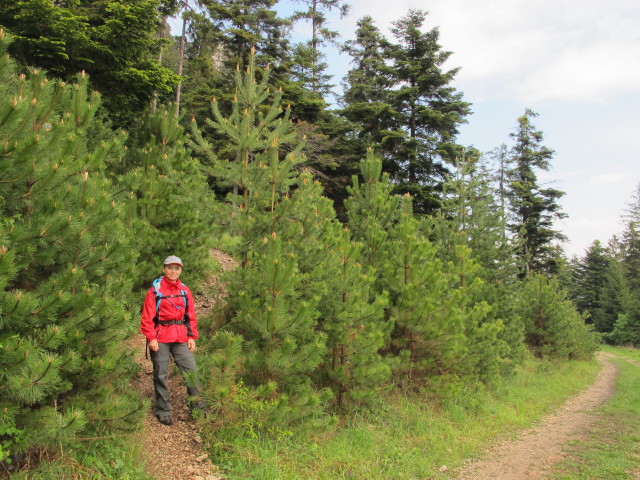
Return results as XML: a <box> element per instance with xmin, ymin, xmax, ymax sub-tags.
<box><xmin>454</xmin><ymin>352</ymin><xmax>619</xmax><ymax>479</ymax></box>
<box><xmin>129</xmin><ymin>338</ymin><xmax>221</xmax><ymax>480</ymax></box>
<box><xmin>129</xmin><ymin>250</ymin><xmax>236</xmax><ymax>480</ymax></box>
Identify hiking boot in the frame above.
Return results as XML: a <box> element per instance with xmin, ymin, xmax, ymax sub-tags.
<box><xmin>157</xmin><ymin>415</ymin><xmax>172</xmax><ymax>426</ymax></box>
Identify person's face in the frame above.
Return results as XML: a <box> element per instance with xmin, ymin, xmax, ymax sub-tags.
<box><xmin>163</xmin><ymin>263</ymin><xmax>182</xmax><ymax>281</ymax></box>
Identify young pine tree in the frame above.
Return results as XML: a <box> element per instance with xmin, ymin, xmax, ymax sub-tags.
<box><xmin>517</xmin><ymin>274</ymin><xmax>599</xmax><ymax>359</ymax></box>
<box><xmin>344</xmin><ymin>149</ymin><xmax>400</xmax><ymax>282</ymax></box>
<box><xmin>191</xmin><ymin>50</ymin><xmax>334</xmax><ymax>426</ymax></box>
<box><xmin>432</xmin><ymin>152</ymin><xmax>525</xmax><ymax>376</ymax></box>
<box><xmin>320</xmin><ymin>226</ymin><xmax>391</xmax><ymax>408</ymax></box>
<box><xmin>117</xmin><ymin>104</ymin><xmax>216</xmax><ymax>289</ymax></box>
<box><xmin>386</xmin><ymin>195</ymin><xmax>465</xmax><ymax>389</ymax></box>
<box><xmin>345</xmin><ymin>152</ymin><xmax>466</xmax><ymax>391</ymax></box>
<box><xmin>0</xmin><ymin>32</ymin><xmax>142</xmax><ymax>466</ymax></box>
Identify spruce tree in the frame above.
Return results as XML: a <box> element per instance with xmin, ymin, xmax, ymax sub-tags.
<box><xmin>601</xmin><ymin>260</ymin><xmax>635</xmax><ymax>342</ymax></box>
<box><xmin>342</xmin><ymin>12</ymin><xmax>470</xmax><ymax>214</ymax></box>
<box><xmin>570</xmin><ymin>240</ymin><xmax>611</xmax><ymax>329</ymax></box>
<box><xmin>598</xmin><ymin>185</ymin><xmax>640</xmax><ymax>345</ymax></box>
<box><xmin>0</xmin><ymin>32</ymin><xmax>142</xmax><ymax>466</ymax></box>
<box><xmin>506</xmin><ymin>109</ymin><xmax>566</xmax><ymax>277</ymax></box>
<box><xmin>384</xmin><ymin>10</ymin><xmax>471</xmax><ymax>213</ymax></box>
<box><xmin>620</xmin><ymin>185</ymin><xmax>640</xmax><ymax>291</ymax></box>
<box><xmin>341</xmin><ymin>16</ymin><xmax>398</xmax><ymax>169</ymax></box>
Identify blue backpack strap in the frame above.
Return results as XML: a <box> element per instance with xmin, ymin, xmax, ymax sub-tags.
<box><xmin>151</xmin><ymin>278</ymin><xmax>163</xmax><ymax>325</ymax></box>
<box><xmin>152</xmin><ymin>278</ymin><xmax>163</xmax><ymax>311</ymax></box>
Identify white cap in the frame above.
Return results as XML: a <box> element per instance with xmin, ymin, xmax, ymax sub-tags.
<box><xmin>163</xmin><ymin>255</ymin><xmax>183</xmax><ymax>266</ymax></box>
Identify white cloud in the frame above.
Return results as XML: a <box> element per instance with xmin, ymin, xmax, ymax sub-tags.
<box><xmin>336</xmin><ymin>0</ymin><xmax>640</xmax><ymax>103</ymax></box>
<box><xmin>587</xmin><ymin>173</ymin><xmax>627</xmax><ymax>186</ymax></box>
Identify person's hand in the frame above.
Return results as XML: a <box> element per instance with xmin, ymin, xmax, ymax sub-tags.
<box><xmin>188</xmin><ymin>338</ymin><xmax>196</xmax><ymax>352</ymax></box>
<box><xmin>148</xmin><ymin>339</ymin><xmax>159</xmax><ymax>352</ymax></box>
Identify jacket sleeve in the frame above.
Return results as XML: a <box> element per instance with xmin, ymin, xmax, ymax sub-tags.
<box><xmin>140</xmin><ymin>289</ymin><xmax>158</xmax><ymax>342</ymax></box>
<box><xmin>185</xmin><ymin>288</ymin><xmax>198</xmax><ymax>340</ymax></box>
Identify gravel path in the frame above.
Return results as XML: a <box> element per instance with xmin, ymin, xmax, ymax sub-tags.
<box><xmin>129</xmin><ymin>338</ymin><xmax>221</xmax><ymax>480</ymax></box>
<box><xmin>454</xmin><ymin>352</ymin><xmax>619</xmax><ymax>479</ymax></box>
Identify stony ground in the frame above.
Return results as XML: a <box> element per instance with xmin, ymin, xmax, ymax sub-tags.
<box><xmin>129</xmin><ymin>340</ymin><xmax>222</xmax><ymax>480</ymax></box>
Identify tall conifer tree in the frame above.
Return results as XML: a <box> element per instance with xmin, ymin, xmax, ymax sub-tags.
<box><xmin>600</xmin><ymin>259</ymin><xmax>634</xmax><ymax>338</ymax></box>
<box><xmin>342</xmin><ymin>11</ymin><xmax>470</xmax><ymax>214</ymax></box>
<box><xmin>620</xmin><ymin>185</ymin><xmax>640</xmax><ymax>291</ymax></box>
<box><xmin>570</xmin><ymin>240</ymin><xmax>611</xmax><ymax>330</ymax></box>
<box><xmin>506</xmin><ymin>109</ymin><xmax>566</xmax><ymax>277</ymax></box>
<box><xmin>341</xmin><ymin>16</ymin><xmax>394</xmax><ymax>164</ymax></box>
<box><xmin>385</xmin><ymin>10</ymin><xmax>470</xmax><ymax>213</ymax></box>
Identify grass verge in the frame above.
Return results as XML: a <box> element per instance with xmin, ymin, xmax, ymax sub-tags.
<box><xmin>6</xmin><ymin>434</ymin><xmax>154</xmax><ymax>480</ymax></box>
<box><xmin>548</xmin><ymin>346</ymin><xmax>640</xmax><ymax>480</ymax></box>
<box><xmin>207</xmin><ymin>356</ymin><xmax>601</xmax><ymax>480</ymax></box>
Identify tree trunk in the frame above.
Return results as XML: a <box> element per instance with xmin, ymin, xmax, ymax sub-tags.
<box><xmin>151</xmin><ymin>17</ymin><xmax>168</xmax><ymax>113</ymax></box>
<box><xmin>175</xmin><ymin>16</ymin><xmax>187</xmax><ymax>115</ymax></box>
<box><xmin>311</xmin><ymin>0</ymin><xmax>318</xmax><ymax>92</ymax></box>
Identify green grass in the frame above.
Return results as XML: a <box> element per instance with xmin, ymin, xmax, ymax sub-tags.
<box><xmin>208</xmin><ymin>356</ymin><xmax>602</xmax><ymax>480</ymax></box>
<box><xmin>7</xmin><ymin>434</ymin><xmax>154</xmax><ymax>480</ymax></box>
<box><xmin>548</xmin><ymin>346</ymin><xmax>640</xmax><ymax>480</ymax></box>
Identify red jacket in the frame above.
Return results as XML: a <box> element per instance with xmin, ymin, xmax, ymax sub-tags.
<box><xmin>140</xmin><ymin>277</ymin><xmax>198</xmax><ymax>343</ymax></box>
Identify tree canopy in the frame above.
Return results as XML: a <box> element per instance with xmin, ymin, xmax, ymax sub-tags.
<box><xmin>0</xmin><ymin>0</ymin><xmax>179</xmax><ymax>127</ymax></box>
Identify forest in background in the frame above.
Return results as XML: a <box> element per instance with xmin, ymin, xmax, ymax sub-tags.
<box><xmin>0</xmin><ymin>0</ymin><xmax>638</xmax><ymax>476</ymax></box>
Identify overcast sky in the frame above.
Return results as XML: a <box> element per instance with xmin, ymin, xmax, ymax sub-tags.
<box><xmin>280</xmin><ymin>0</ymin><xmax>640</xmax><ymax>257</ymax></box>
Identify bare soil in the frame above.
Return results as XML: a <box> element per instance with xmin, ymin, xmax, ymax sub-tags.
<box><xmin>454</xmin><ymin>352</ymin><xmax>619</xmax><ymax>479</ymax></box>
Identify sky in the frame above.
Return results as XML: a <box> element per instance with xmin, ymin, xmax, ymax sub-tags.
<box><xmin>278</xmin><ymin>0</ymin><xmax>640</xmax><ymax>258</ymax></box>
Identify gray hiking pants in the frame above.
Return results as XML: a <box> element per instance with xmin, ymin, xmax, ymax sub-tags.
<box><xmin>150</xmin><ymin>342</ymin><xmax>200</xmax><ymax>417</ymax></box>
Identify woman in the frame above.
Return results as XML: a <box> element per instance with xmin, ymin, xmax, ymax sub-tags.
<box><xmin>140</xmin><ymin>255</ymin><xmax>200</xmax><ymax>426</ymax></box>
